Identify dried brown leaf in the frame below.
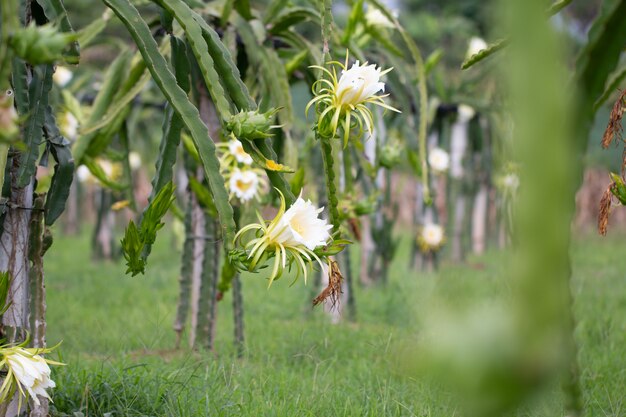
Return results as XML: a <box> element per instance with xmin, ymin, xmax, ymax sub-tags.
<box><xmin>598</xmin><ymin>186</ymin><xmax>613</xmax><ymax>236</ymax></box>
<box><xmin>312</xmin><ymin>259</ymin><xmax>343</xmax><ymax>308</ymax></box>
<box><xmin>602</xmin><ymin>89</ymin><xmax>626</xmax><ymax>149</ymax></box>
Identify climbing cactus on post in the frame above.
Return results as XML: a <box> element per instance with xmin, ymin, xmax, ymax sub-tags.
<box><xmin>0</xmin><ymin>0</ymin><xmax>77</xmax><ymax>413</ymax></box>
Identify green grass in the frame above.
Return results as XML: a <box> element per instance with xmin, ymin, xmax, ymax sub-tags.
<box><xmin>43</xmin><ymin>229</ymin><xmax>626</xmax><ymax>416</ymax></box>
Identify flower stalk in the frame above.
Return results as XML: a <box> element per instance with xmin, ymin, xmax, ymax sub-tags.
<box><xmin>320</xmin><ymin>134</ymin><xmax>341</xmax><ymax>235</ymax></box>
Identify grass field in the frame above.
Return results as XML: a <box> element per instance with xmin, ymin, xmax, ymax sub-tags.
<box><xmin>43</xmin><ymin>229</ymin><xmax>626</xmax><ymax>416</ymax></box>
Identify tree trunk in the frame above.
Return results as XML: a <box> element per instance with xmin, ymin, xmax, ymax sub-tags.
<box><xmin>188</xmin><ymin>179</ymin><xmax>205</xmax><ymax>349</ymax></box>
<box><xmin>0</xmin><ymin>156</ymin><xmax>33</xmax><ymax>342</ymax></box>
<box><xmin>198</xmin><ymin>215</ymin><xmax>220</xmax><ymax>351</ymax></box>
<box><xmin>471</xmin><ymin>184</ymin><xmax>489</xmax><ymax>254</ymax></box>
<box><xmin>193</xmin><ymin>78</ymin><xmax>223</xmax><ymax>352</ymax></box>
<box><xmin>61</xmin><ymin>180</ymin><xmax>79</xmax><ymax>235</ymax></box>
<box><xmin>0</xmin><ymin>156</ymin><xmax>49</xmax><ymax>416</ymax></box>
<box><xmin>359</xmin><ymin>215</ymin><xmax>374</xmax><ymax>286</ymax></box>
<box><xmin>92</xmin><ymin>189</ymin><xmax>115</xmax><ymax>260</ymax></box>
<box><xmin>449</xmin><ymin>116</ymin><xmax>470</xmax><ymax>262</ymax></box>
<box><xmin>451</xmin><ymin>193</ymin><xmax>466</xmax><ymax>262</ymax></box>
<box><xmin>173</xmin><ymin>185</ymin><xmax>194</xmax><ymax>348</ymax></box>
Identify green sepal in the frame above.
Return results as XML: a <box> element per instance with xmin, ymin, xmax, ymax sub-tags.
<box><xmin>407</xmin><ymin>149</ymin><xmax>423</xmax><ymax>177</ymax></box>
<box><xmin>289</xmin><ymin>167</ymin><xmax>305</xmax><ymax>197</ymax></box>
<box><xmin>227</xmin><ymin>249</ymin><xmax>250</xmax><ymax>272</ymax></box>
<box><xmin>314</xmin><ymin>239</ymin><xmax>351</xmax><ymax>257</ymax></box>
<box><xmin>378</xmin><ymin>143</ymin><xmax>401</xmax><ymax>169</ymax></box>
<box><xmin>10</xmin><ymin>23</ymin><xmax>78</xmax><ymax>65</ymax></box>
<box><xmin>226</xmin><ymin>109</ymin><xmax>280</xmax><ymax>141</ymax></box>
<box><xmin>140</xmin><ymin>181</ymin><xmax>176</xmax><ymax>246</ymax></box>
<box><xmin>121</xmin><ymin>220</ymin><xmax>146</xmax><ymax>276</ymax></box>
<box><xmin>228</xmin><ymin>248</ymin><xmax>267</xmax><ymax>273</ymax></box>
<box><xmin>34</xmin><ymin>0</ymin><xmax>81</xmax><ymax>64</ymax></box>
<box><xmin>120</xmin><ymin>182</ymin><xmax>176</xmax><ymax>276</ymax></box>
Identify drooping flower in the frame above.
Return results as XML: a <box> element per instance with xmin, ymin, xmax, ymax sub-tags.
<box><xmin>53</xmin><ymin>66</ymin><xmax>73</xmax><ymax>87</ymax></box>
<box><xmin>279</xmin><ymin>197</ymin><xmax>332</xmax><ymax>250</ymax></box>
<box><xmin>0</xmin><ymin>346</ymin><xmax>63</xmax><ymax>408</ymax></box>
<box><xmin>306</xmin><ymin>54</ymin><xmax>400</xmax><ymax>146</ymax></box>
<box><xmin>229</xmin><ymin>169</ymin><xmax>260</xmax><ymax>202</ymax></box>
<box><xmin>418</xmin><ymin>223</ymin><xmax>445</xmax><ymax>252</ymax></box>
<box><xmin>466</xmin><ymin>37</ymin><xmax>487</xmax><ymax>60</ymax></box>
<box><xmin>428</xmin><ymin>147</ymin><xmax>450</xmax><ymax>174</ymax></box>
<box><xmin>235</xmin><ymin>191</ymin><xmax>332</xmax><ymax>286</ymax></box>
<box><xmin>228</xmin><ymin>139</ymin><xmax>253</xmax><ymax>165</ymax></box>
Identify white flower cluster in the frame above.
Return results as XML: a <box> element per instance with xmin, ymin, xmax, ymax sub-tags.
<box><xmin>218</xmin><ymin>137</ymin><xmax>266</xmax><ymax>203</ymax></box>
